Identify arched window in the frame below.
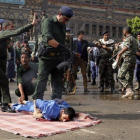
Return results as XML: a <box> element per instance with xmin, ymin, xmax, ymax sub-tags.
<box><xmin>17</xmin><ymin>15</ymin><xmax>24</xmax><ymax>28</ymax></box>
<box><xmin>0</xmin><ymin>12</ymin><xmax>5</xmax><ymax>19</ymax></box>
<box><xmin>8</xmin><ymin>14</ymin><xmax>15</xmax><ymax>23</ymax></box>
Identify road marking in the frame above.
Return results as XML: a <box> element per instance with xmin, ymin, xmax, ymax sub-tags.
<box><xmin>80</xmin><ymin>129</ymin><xmax>96</xmax><ymax>134</ymax></box>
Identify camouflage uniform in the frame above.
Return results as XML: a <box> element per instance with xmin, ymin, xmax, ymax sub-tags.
<box><xmin>118</xmin><ymin>35</ymin><xmax>138</xmax><ymax>88</ymax></box>
<box><xmin>65</xmin><ymin>36</ymin><xmax>71</xmax><ymax>50</ymax></box>
<box><xmin>28</xmin><ymin>14</ymin><xmax>36</xmax><ymax>40</ymax></box>
<box><xmin>99</xmin><ymin>39</ymin><xmax>115</xmax><ymax>87</ymax></box>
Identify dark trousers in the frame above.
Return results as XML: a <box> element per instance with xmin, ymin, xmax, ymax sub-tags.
<box><xmin>15</xmin><ymin>82</ymin><xmax>36</xmax><ymax>101</ymax></box>
<box><xmin>99</xmin><ymin>59</ymin><xmax>115</xmax><ymax>87</ymax></box>
<box><xmin>73</xmin><ymin>57</ymin><xmax>87</xmax><ymax>89</ymax></box>
<box><xmin>136</xmin><ymin>63</ymin><xmax>140</xmax><ymax>82</ymax></box>
<box><xmin>0</xmin><ymin>59</ymin><xmax>11</xmax><ymax>103</ymax></box>
<box><xmin>32</xmin><ymin>56</ymin><xmax>64</xmax><ymax>100</ymax></box>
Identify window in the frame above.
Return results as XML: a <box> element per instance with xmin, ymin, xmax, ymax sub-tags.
<box><xmin>85</xmin><ymin>1</ymin><xmax>90</xmax><ymax>4</ymax></box>
<box><xmin>92</xmin><ymin>0</ymin><xmax>97</xmax><ymax>4</ymax></box>
<box><xmin>106</xmin><ymin>26</ymin><xmax>110</xmax><ymax>33</ymax></box>
<box><xmin>118</xmin><ymin>27</ymin><xmax>123</xmax><ymax>37</ymax></box>
<box><xmin>92</xmin><ymin>25</ymin><xmax>97</xmax><ymax>35</ymax></box>
<box><xmin>112</xmin><ymin>27</ymin><xmax>116</xmax><ymax>37</ymax></box>
<box><xmin>99</xmin><ymin>25</ymin><xmax>103</xmax><ymax>36</ymax></box>
<box><xmin>85</xmin><ymin>24</ymin><xmax>90</xmax><ymax>35</ymax></box>
<box><xmin>18</xmin><ymin>19</ymin><xmax>23</xmax><ymax>28</ymax></box>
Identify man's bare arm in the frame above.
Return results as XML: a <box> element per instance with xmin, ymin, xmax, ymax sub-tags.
<box><xmin>116</xmin><ymin>46</ymin><xmax>128</xmax><ymax>61</ymax></box>
<box><xmin>18</xmin><ymin>83</ymin><xmax>25</xmax><ymax>103</ymax></box>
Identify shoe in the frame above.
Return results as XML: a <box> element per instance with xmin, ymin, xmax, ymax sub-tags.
<box><xmin>100</xmin><ymin>87</ymin><xmax>104</xmax><ymax>92</ymax></box>
<box><xmin>135</xmin><ymin>82</ymin><xmax>140</xmax><ymax>90</ymax></box>
<box><xmin>122</xmin><ymin>88</ymin><xmax>134</xmax><ymax>99</ymax></box>
<box><xmin>1</xmin><ymin>104</ymin><xmax>16</xmax><ymax>113</ymax></box>
<box><xmin>91</xmin><ymin>78</ymin><xmax>96</xmax><ymax>85</ymax></box>
<box><xmin>111</xmin><ymin>87</ymin><xmax>115</xmax><ymax>93</ymax></box>
<box><xmin>87</xmin><ymin>77</ymin><xmax>91</xmax><ymax>82</ymax></box>
<box><xmin>84</xmin><ymin>89</ymin><xmax>89</xmax><ymax>92</ymax></box>
<box><xmin>10</xmin><ymin>79</ymin><xmax>15</xmax><ymax>82</ymax></box>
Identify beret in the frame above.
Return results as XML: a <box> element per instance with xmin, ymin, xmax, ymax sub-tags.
<box><xmin>0</xmin><ymin>19</ymin><xmax>5</xmax><ymax>24</ymax></box>
<box><xmin>102</xmin><ymin>31</ymin><xmax>109</xmax><ymax>35</ymax></box>
<box><xmin>66</xmin><ymin>27</ymin><xmax>71</xmax><ymax>32</ymax></box>
<box><xmin>60</xmin><ymin>6</ymin><xmax>74</xmax><ymax>18</ymax></box>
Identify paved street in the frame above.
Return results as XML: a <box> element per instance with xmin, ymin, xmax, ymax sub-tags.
<box><xmin>1</xmin><ymin>73</ymin><xmax>140</xmax><ymax>140</ymax></box>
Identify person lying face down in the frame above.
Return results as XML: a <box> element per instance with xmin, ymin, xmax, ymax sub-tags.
<box><xmin>11</xmin><ymin>99</ymin><xmax>75</xmax><ymax>122</ymax></box>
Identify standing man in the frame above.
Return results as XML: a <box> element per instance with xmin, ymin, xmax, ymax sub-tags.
<box><xmin>41</xmin><ymin>10</ymin><xmax>48</xmax><ymax>23</ymax></box>
<box><xmin>28</xmin><ymin>9</ymin><xmax>36</xmax><ymax>41</ymax></box>
<box><xmin>65</xmin><ymin>27</ymin><xmax>71</xmax><ymax>50</ymax></box>
<box><xmin>99</xmin><ymin>31</ymin><xmax>115</xmax><ymax>92</ymax></box>
<box><xmin>135</xmin><ymin>32</ymin><xmax>140</xmax><ymax>90</ymax></box>
<box><xmin>0</xmin><ymin>15</ymin><xmax>37</xmax><ymax>112</ymax></box>
<box><xmin>16</xmin><ymin>41</ymin><xmax>22</xmax><ymax>70</ymax></box>
<box><xmin>32</xmin><ymin>6</ymin><xmax>73</xmax><ymax>101</ymax></box>
<box><xmin>73</xmin><ymin>30</ymin><xmax>89</xmax><ymax>92</ymax></box>
<box><xmin>116</xmin><ymin>26</ymin><xmax>138</xmax><ymax>99</ymax></box>
<box><xmin>89</xmin><ymin>43</ymin><xmax>100</xmax><ymax>85</ymax></box>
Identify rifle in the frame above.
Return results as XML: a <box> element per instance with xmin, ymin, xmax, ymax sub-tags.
<box><xmin>109</xmin><ymin>50</ymin><xmax>121</xmax><ymax>61</ymax></box>
<box><xmin>57</xmin><ymin>34</ymin><xmax>76</xmax><ymax>95</ymax></box>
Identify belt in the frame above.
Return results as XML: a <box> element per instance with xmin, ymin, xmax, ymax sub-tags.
<box><xmin>47</xmin><ymin>52</ymin><xmax>60</xmax><ymax>57</ymax></box>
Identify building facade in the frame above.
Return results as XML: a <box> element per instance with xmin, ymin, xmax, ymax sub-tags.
<box><xmin>0</xmin><ymin>0</ymin><xmax>140</xmax><ymax>42</ymax></box>
<box><xmin>0</xmin><ymin>0</ymin><xmax>47</xmax><ymax>40</ymax></box>
<box><xmin>47</xmin><ymin>0</ymin><xmax>140</xmax><ymax>42</ymax></box>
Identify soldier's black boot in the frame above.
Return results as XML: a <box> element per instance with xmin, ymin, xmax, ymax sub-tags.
<box><xmin>111</xmin><ymin>87</ymin><xmax>115</xmax><ymax>93</ymax></box>
<box><xmin>91</xmin><ymin>78</ymin><xmax>96</xmax><ymax>85</ymax></box>
<box><xmin>1</xmin><ymin>103</ymin><xmax>16</xmax><ymax>113</ymax></box>
<box><xmin>100</xmin><ymin>87</ymin><xmax>104</xmax><ymax>92</ymax></box>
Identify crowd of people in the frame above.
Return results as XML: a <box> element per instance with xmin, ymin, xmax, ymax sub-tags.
<box><xmin>0</xmin><ymin>6</ymin><xmax>139</xmax><ymax>121</ymax></box>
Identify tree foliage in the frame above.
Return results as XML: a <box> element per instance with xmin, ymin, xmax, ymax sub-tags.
<box><xmin>126</xmin><ymin>16</ymin><xmax>140</xmax><ymax>37</ymax></box>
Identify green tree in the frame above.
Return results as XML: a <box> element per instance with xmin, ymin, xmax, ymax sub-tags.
<box><xmin>126</xmin><ymin>16</ymin><xmax>140</xmax><ymax>37</ymax></box>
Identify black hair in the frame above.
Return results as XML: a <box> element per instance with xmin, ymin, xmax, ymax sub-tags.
<box><xmin>31</xmin><ymin>9</ymin><xmax>34</xmax><ymax>11</ymax></box>
<box><xmin>124</xmin><ymin>26</ymin><xmax>132</xmax><ymax>34</ymax></box>
<box><xmin>77</xmin><ymin>30</ymin><xmax>85</xmax><ymax>36</ymax></box>
<box><xmin>137</xmin><ymin>32</ymin><xmax>140</xmax><ymax>36</ymax></box>
<box><xmin>20</xmin><ymin>52</ymin><xmax>29</xmax><ymax>58</ymax></box>
<box><xmin>64</xmin><ymin>107</ymin><xmax>75</xmax><ymax>120</ymax></box>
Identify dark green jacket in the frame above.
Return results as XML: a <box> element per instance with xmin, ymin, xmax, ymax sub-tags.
<box><xmin>0</xmin><ymin>24</ymin><xmax>33</xmax><ymax>59</ymax></box>
<box><xmin>41</xmin><ymin>16</ymin><xmax>66</xmax><ymax>48</ymax></box>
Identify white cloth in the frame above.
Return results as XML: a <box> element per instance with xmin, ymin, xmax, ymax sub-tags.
<box><xmin>112</xmin><ymin>61</ymin><xmax>118</xmax><ymax>69</ymax></box>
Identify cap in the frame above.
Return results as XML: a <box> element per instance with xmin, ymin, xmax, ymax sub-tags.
<box><xmin>66</xmin><ymin>27</ymin><xmax>71</xmax><ymax>32</ymax></box>
<box><xmin>102</xmin><ymin>31</ymin><xmax>109</xmax><ymax>35</ymax></box>
<box><xmin>60</xmin><ymin>6</ymin><xmax>74</xmax><ymax>18</ymax></box>
<box><xmin>0</xmin><ymin>19</ymin><xmax>5</xmax><ymax>24</ymax></box>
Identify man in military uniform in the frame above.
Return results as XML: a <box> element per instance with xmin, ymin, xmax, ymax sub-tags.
<box><xmin>41</xmin><ymin>10</ymin><xmax>48</xmax><ymax>23</ymax></box>
<box><xmin>65</xmin><ymin>27</ymin><xmax>71</xmax><ymax>50</ymax></box>
<box><xmin>116</xmin><ymin>26</ymin><xmax>138</xmax><ymax>99</ymax></box>
<box><xmin>0</xmin><ymin>14</ymin><xmax>37</xmax><ymax>112</ymax></box>
<box><xmin>32</xmin><ymin>6</ymin><xmax>73</xmax><ymax>101</ymax></box>
<box><xmin>28</xmin><ymin>9</ymin><xmax>36</xmax><ymax>41</ymax></box>
<box><xmin>99</xmin><ymin>31</ymin><xmax>115</xmax><ymax>92</ymax></box>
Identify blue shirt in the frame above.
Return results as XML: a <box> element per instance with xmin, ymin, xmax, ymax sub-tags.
<box><xmin>12</xmin><ymin>99</ymin><xmax>70</xmax><ymax>120</ymax></box>
<box><xmin>77</xmin><ymin>41</ymin><xmax>82</xmax><ymax>55</ymax></box>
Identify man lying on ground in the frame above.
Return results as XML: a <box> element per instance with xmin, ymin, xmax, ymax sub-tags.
<box><xmin>10</xmin><ymin>99</ymin><xmax>75</xmax><ymax>122</ymax></box>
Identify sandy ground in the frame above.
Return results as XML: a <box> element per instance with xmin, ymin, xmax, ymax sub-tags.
<box><xmin>1</xmin><ymin>73</ymin><xmax>140</xmax><ymax>140</ymax></box>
